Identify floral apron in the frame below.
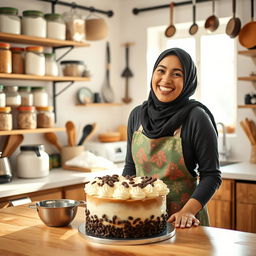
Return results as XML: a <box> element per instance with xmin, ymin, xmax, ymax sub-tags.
<box><xmin>131</xmin><ymin>126</ymin><xmax>209</xmax><ymax>226</ymax></box>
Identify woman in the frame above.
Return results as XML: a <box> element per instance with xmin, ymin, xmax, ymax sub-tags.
<box><xmin>123</xmin><ymin>48</ymin><xmax>221</xmax><ymax>228</ymax></box>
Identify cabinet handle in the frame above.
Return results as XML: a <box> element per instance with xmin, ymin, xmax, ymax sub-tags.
<box><xmin>9</xmin><ymin>197</ymin><xmax>32</xmax><ymax>206</ymax></box>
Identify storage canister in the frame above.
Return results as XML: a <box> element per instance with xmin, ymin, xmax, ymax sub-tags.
<box><xmin>45</xmin><ymin>53</ymin><xmax>59</xmax><ymax>76</ymax></box>
<box><xmin>0</xmin><ymin>7</ymin><xmax>21</xmax><ymax>34</ymax></box>
<box><xmin>0</xmin><ymin>85</ymin><xmax>6</xmax><ymax>107</ymax></box>
<box><xmin>22</xmin><ymin>10</ymin><xmax>46</xmax><ymax>38</ymax></box>
<box><xmin>4</xmin><ymin>85</ymin><xmax>21</xmax><ymax>107</ymax></box>
<box><xmin>36</xmin><ymin>106</ymin><xmax>55</xmax><ymax>128</ymax></box>
<box><xmin>31</xmin><ymin>87</ymin><xmax>48</xmax><ymax>107</ymax></box>
<box><xmin>45</xmin><ymin>13</ymin><xmax>66</xmax><ymax>40</ymax></box>
<box><xmin>18</xmin><ymin>86</ymin><xmax>33</xmax><ymax>106</ymax></box>
<box><xmin>25</xmin><ymin>46</ymin><xmax>45</xmax><ymax>76</ymax></box>
<box><xmin>11</xmin><ymin>47</ymin><xmax>25</xmax><ymax>74</ymax></box>
<box><xmin>17</xmin><ymin>106</ymin><xmax>37</xmax><ymax>129</ymax></box>
<box><xmin>16</xmin><ymin>144</ymin><xmax>49</xmax><ymax>178</ymax></box>
<box><xmin>60</xmin><ymin>60</ymin><xmax>85</xmax><ymax>77</ymax></box>
<box><xmin>0</xmin><ymin>106</ymin><xmax>12</xmax><ymax>131</ymax></box>
<box><xmin>0</xmin><ymin>43</ymin><xmax>12</xmax><ymax>74</ymax></box>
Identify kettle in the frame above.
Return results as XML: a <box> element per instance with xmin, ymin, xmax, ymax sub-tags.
<box><xmin>0</xmin><ymin>157</ymin><xmax>12</xmax><ymax>184</ymax></box>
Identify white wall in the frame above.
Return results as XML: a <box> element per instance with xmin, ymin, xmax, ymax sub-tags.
<box><xmin>0</xmin><ymin>0</ymin><xmax>255</xmax><ymax>163</ymax></box>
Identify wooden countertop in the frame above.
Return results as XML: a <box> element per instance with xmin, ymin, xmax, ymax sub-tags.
<box><xmin>0</xmin><ymin>204</ymin><xmax>255</xmax><ymax>256</ymax></box>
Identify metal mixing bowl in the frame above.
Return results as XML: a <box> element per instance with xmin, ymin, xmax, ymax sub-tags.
<box><xmin>30</xmin><ymin>199</ymin><xmax>84</xmax><ymax>227</ymax></box>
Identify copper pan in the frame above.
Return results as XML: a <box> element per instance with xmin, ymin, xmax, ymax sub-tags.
<box><xmin>226</xmin><ymin>0</ymin><xmax>241</xmax><ymax>38</ymax></box>
<box><xmin>239</xmin><ymin>0</ymin><xmax>256</xmax><ymax>49</ymax></box>
<box><xmin>205</xmin><ymin>0</ymin><xmax>219</xmax><ymax>32</ymax></box>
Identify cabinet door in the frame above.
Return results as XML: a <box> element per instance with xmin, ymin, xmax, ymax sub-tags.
<box><xmin>30</xmin><ymin>189</ymin><xmax>62</xmax><ymax>202</ymax></box>
<box><xmin>63</xmin><ymin>184</ymin><xmax>85</xmax><ymax>201</ymax></box>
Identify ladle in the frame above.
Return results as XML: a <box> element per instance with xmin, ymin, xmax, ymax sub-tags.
<box><xmin>205</xmin><ymin>0</ymin><xmax>219</xmax><ymax>32</ymax></box>
<box><xmin>65</xmin><ymin>121</ymin><xmax>76</xmax><ymax>146</ymax></box>
<box><xmin>189</xmin><ymin>0</ymin><xmax>198</xmax><ymax>35</ymax></box>
<box><xmin>44</xmin><ymin>132</ymin><xmax>62</xmax><ymax>152</ymax></box>
<box><xmin>165</xmin><ymin>2</ymin><xmax>176</xmax><ymax>38</ymax></box>
<box><xmin>78</xmin><ymin>123</ymin><xmax>97</xmax><ymax>145</ymax></box>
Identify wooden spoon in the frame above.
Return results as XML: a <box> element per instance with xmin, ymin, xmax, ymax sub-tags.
<box><xmin>2</xmin><ymin>134</ymin><xmax>24</xmax><ymax>157</ymax></box>
<box><xmin>44</xmin><ymin>132</ymin><xmax>62</xmax><ymax>151</ymax></box>
<box><xmin>65</xmin><ymin>121</ymin><xmax>76</xmax><ymax>146</ymax></box>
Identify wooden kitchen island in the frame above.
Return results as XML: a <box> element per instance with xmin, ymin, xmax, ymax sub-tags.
<box><xmin>0</xmin><ymin>204</ymin><xmax>255</xmax><ymax>256</ymax></box>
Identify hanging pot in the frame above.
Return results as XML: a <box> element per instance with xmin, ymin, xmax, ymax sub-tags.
<box><xmin>226</xmin><ymin>0</ymin><xmax>241</xmax><ymax>38</ymax></box>
<box><xmin>238</xmin><ymin>0</ymin><xmax>256</xmax><ymax>49</ymax></box>
<box><xmin>189</xmin><ymin>0</ymin><xmax>198</xmax><ymax>36</ymax></box>
<box><xmin>165</xmin><ymin>2</ymin><xmax>176</xmax><ymax>38</ymax></box>
<box><xmin>205</xmin><ymin>0</ymin><xmax>219</xmax><ymax>32</ymax></box>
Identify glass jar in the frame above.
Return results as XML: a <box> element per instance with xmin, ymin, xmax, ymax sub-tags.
<box><xmin>0</xmin><ymin>107</ymin><xmax>12</xmax><ymax>131</ymax></box>
<box><xmin>45</xmin><ymin>53</ymin><xmax>59</xmax><ymax>76</ymax></box>
<box><xmin>60</xmin><ymin>60</ymin><xmax>85</xmax><ymax>77</ymax></box>
<box><xmin>25</xmin><ymin>46</ymin><xmax>45</xmax><ymax>76</ymax></box>
<box><xmin>0</xmin><ymin>43</ymin><xmax>12</xmax><ymax>74</ymax></box>
<box><xmin>22</xmin><ymin>10</ymin><xmax>46</xmax><ymax>38</ymax></box>
<box><xmin>45</xmin><ymin>13</ymin><xmax>66</xmax><ymax>40</ymax></box>
<box><xmin>0</xmin><ymin>7</ymin><xmax>21</xmax><ymax>34</ymax></box>
<box><xmin>36</xmin><ymin>106</ymin><xmax>55</xmax><ymax>128</ymax></box>
<box><xmin>4</xmin><ymin>86</ymin><xmax>21</xmax><ymax>107</ymax></box>
<box><xmin>11</xmin><ymin>47</ymin><xmax>25</xmax><ymax>74</ymax></box>
<box><xmin>18</xmin><ymin>86</ymin><xmax>33</xmax><ymax>106</ymax></box>
<box><xmin>0</xmin><ymin>85</ymin><xmax>6</xmax><ymax>107</ymax></box>
<box><xmin>31</xmin><ymin>87</ymin><xmax>48</xmax><ymax>107</ymax></box>
<box><xmin>16</xmin><ymin>144</ymin><xmax>49</xmax><ymax>178</ymax></box>
<box><xmin>17</xmin><ymin>106</ymin><xmax>36</xmax><ymax>129</ymax></box>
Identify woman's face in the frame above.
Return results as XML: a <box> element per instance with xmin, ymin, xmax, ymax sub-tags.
<box><xmin>152</xmin><ymin>55</ymin><xmax>184</xmax><ymax>103</ymax></box>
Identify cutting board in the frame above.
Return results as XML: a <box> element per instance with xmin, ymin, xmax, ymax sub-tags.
<box><xmin>62</xmin><ymin>165</ymin><xmax>106</xmax><ymax>172</ymax></box>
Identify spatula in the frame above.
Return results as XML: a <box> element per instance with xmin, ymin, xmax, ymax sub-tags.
<box><xmin>78</xmin><ymin>123</ymin><xmax>97</xmax><ymax>145</ymax></box>
<box><xmin>65</xmin><ymin>121</ymin><xmax>76</xmax><ymax>146</ymax></box>
<box><xmin>2</xmin><ymin>134</ymin><xmax>24</xmax><ymax>157</ymax></box>
<box><xmin>44</xmin><ymin>132</ymin><xmax>62</xmax><ymax>152</ymax></box>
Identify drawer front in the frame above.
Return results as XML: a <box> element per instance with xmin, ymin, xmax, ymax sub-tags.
<box><xmin>213</xmin><ymin>179</ymin><xmax>233</xmax><ymax>201</ymax></box>
<box><xmin>236</xmin><ymin>183</ymin><xmax>256</xmax><ymax>204</ymax></box>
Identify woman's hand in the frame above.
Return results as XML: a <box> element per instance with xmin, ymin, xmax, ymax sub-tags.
<box><xmin>167</xmin><ymin>211</ymin><xmax>200</xmax><ymax>228</ymax></box>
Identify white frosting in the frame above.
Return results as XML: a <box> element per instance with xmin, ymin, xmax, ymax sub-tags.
<box><xmin>84</xmin><ymin>175</ymin><xmax>169</xmax><ymax>199</ymax></box>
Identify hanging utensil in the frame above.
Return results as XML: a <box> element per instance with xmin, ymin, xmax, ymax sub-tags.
<box><xmin>165</xmin><ymin>2</ymin><xmax>176</xmax><ymax>38</ymax></box>
<box><xmin>78</xmin><ymin>123</ymin><xmax>97</xmax><ymax>145</ymax></box>
<box><xmin>44</xmin><ymin>132</ymin><xmax>62</xmax><ymax>152</ymax></box>
<box><xmin>238</xmin><ymin>0</ymin><xmax>256</xmax><ymax>49</ymax></box>
<box><xmin>189</xmin><ymin>0</ymin><xmax>198</xmax><ymax>36</ymax></box>
<box><xmin>226</xmin><ymin>0</ymin><xmax>241</xmax><ymax>38</ymax></box>
<box><xmin>101</xmin><ymin>41</ymin><xmax>114</xmax><ymax>103</ymax></box>
<box><xmin>2</xmin><ymin>134</ymin><xmax>24</xmax><ymax>157</ymax></box>
<box><xmin>65</xmin><ymin>121</ymin><xmax>76</xmax><ymax>146</ymax></box>
<box><xmin>205</xmin><ymin>0</ymin><xmax>219</xmax><ymax>32</ymax></box>
<box><xmin>121</xmin><ymin>42</ymin><xmax>134</xmax><ymax>104</ymax></box>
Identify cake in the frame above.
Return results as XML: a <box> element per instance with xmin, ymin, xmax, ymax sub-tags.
<box><xmin>84</xmin><ymin>174</ymin><xmax>170</xmax><ymax>239</ymax></box>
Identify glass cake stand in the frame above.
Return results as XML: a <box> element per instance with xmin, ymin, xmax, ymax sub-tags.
<box><xmin>78</xmin><ymin>222</ymin><xmax>176</xmax><ymax>245</ymax></box>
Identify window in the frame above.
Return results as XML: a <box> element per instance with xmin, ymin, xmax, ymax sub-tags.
<box><xmin>147</xmin><ymin>18</ymin><xmax>236</xmax><ymax>129</ymax></box>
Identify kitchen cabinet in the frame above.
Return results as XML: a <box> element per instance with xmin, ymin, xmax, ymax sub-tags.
<box><xmin>207</xmin><ymin>179</ymin><xmax>235</xmax><ymax>229</ymax></box>
<box><xmin>0</xmin><ymin>183</ymin><xmax>86</xmax><ymax>209</ymax></box>
<box><xmin>236</xmin><ymin>181</ymin><xmax>256</xmax><ymax>233</ymax></box>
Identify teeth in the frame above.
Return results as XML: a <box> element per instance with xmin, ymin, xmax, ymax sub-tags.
<box><xmin>159</xmin><ymin>86</ymin><xmax>173</xmax><ymax>92</ymax></box>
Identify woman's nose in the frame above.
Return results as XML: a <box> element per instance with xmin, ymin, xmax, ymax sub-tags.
<box><xmin>161</xmin><ymin>74</ymin><xmax>171</xmax><ymax>84</ymax></box>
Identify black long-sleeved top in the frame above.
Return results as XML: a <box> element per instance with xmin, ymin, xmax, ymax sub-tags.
<box><xmin>123</xmin><ymin>105</ymin><xmax>222</xmax><ymax>207</ymax></box>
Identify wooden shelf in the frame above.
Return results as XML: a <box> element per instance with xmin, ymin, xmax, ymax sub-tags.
<box><xmin>238</xmin><ymin>76</ymin><xmax>256</xmax><ymax>81</ymax></box>
<box><xmin>76</xmin><ymin>103</ymin><xmax>123</xmax><ymax>106</ymax></box>
<box><xmin>0</xmin><ymin>73</ymin><xmax>90</xmax><ymax>82</ymax></box>
<box><xmin>238</xmin><ymin>105</ymin><xmax>256</xmax><ymax>109</ymax></box>
<box><xmin>0</xmin><ymin>127</ymin><xmax>65</xmax><ymax>136</ymax></box>
<box><xmin>238</xmin><ymin>49</ymin><xmax>256</xmax><ymax>57</ymax></box>
<box><xmin>0</xmin><ymin>32</ymin><xmax>90</xmax><ymax>48</ymax></box>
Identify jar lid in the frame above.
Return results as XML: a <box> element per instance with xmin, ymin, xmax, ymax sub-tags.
<box><xmin>26</xmin><ymin>46</ymin><xmax>44</xmax><ymax>52</ymax></box>
<box><xmin>10</xmin><ymin>47</ymin><xmax>25</xmax><ymax>52</ymax></box>
<box><xmin>20</xmin><ymin>144</ymin><xmax>45</xmax><ymax>155</ymax></box>
<box><xmin>18</xmin><ymin>86</ymin><xmax>31</xmax><ymax>92</ymax></box>
<box><xmin>44</xmin><ymin>53</ymin><xmax>55</xmax><ymax>57</ymax></box>
<box><xmin>44</xmin><ymin>13</ymin><xmax>63</xmax><ymax>20</ymax></box>
<box><xmin>0</xmin><ymin>7</ymin><xmax>18</xmax><ymax>15</ymax></box>
<box><xmin>31</xmin><ymin>86</ymin><xmax>45</xmax><ymax>91</ymax></box>
<box><xmin>17</xmin><ymin>106</ymin><xmax>35</xmax><ymax>112</ymax></box>
<box><xmin>0</xmin><ymin>42</ymin><xmax>10</xmax><ymax>49</ymax></box>
<box><xmin>23</xmin><ymin>10</ymin><xmax>44</xmax><ymax>18</ymax></box>
<box><xmin>0</xmin><ymin>85</ymin><xmax>3</xmax><ymax>90</ymax></box>
<box><xmin>60</xmin><ymin>60</ymin><xmax>85</xmax><ymax>65</ymax></box>
<box><xmin>36</xmin><ymin>106</ymin><xmax>53</xmax><ymax>111</ymax></box>
<box><xmin>0</xmin><ymin>107</ymin><xmax>11</xmax><ymax>112</ymax></box>
<box><xmin>4</xmin><ymin>85</ymin><xmax>18</xmax><ymax>91</ymax></box>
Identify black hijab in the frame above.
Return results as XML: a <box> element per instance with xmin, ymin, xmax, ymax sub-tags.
<box><xmin>141</xmin><ymin>47</ymin><xmax>217</xmax><ymax>138</ymax></box>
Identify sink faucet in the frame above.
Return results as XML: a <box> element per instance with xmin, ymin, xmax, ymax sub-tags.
<box><xmin>217</xmin><ymin>122</ymin><xmax>229</xmax><ymax>161</ymax></box>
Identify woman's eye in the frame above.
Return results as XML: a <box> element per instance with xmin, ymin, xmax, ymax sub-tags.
<box><xmin>156</xmin><ymin>69</ymin><xmax>165</xmax><ymax>74</ymax></box>
<box><xmin>172</xmin><ymin>72</ymin><xmax>183</xmax><ymax>77</ymax></box>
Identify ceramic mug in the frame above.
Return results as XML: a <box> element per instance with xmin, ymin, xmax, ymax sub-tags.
<box><xmin>61</xmin><ymin>145</ymin><xmax>84</xmax><ymax>166</ymax></box>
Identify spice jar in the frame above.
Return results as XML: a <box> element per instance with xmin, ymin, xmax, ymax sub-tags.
<box><xmin>0</xmin><ymin>43</ymin><xmax>12</xmax><ymax>74</ymax></box>
<box><xmin>22</xmin><ymin>10</ymin><xmax>46</xmax><ymax>38</ymax></box>
<box><xmin>4</xmin><ymin>86</ymin><xmax>21</xmax><ymax>107</ymax></box>
<box><xmin>11</xmin><ymin>47</ymin><xmax>25</xmax><ymax>74</ymax></box>
<box><xmin>0</xmin><ymin>85</ymin><xmax>6</xmax><ymax>107</ymax></box>
<box><xmin>31</xmin><ymin>87</ymin><xmax>48</xmax><ymax>107</ymax></box>
<box><xmin>18</xmin><ymin>86</ymin><xmax>33</xmax><ymax>106</ymax></box>
<box><xmin>45</xmin><ymin>53</ymin><xmax>59</xmax><ymax>76</ymax></box>
<box><xmin>0</xmin><ymin>7</ymin><xmax>21</xmax><ymax>34</ymax></box>
<box><xmin>36</xmin><ymin>106</ymin><xmax>55</xmax><ymax>128</ymax></box>
<box><xmin>0</xmin><ymin>107</ymin><xmax>12</xmax><ymax>131</ymax></box>
<box><xmin>16</xmin><ymin>144</ymin><xmax>49</xmax><ymax>178</ymax></box>
<box><xmin>25</xmin><ymin>46</ymin><xmax>45</xmax><ymax>76</ymax></box>
<box><xmin>17</xmin><ymin>106</ymin><xmax>37</xmax><ymax>129</ymax></box>
<box><xmin>45</xmin><ymin>13</ymin><xmax>66</xmax><ymax>40</ymax></box>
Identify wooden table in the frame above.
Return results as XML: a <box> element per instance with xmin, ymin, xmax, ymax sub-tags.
<box><xmin>0</xmin><ymin>204</ymin><xmax>255</xmax><ymax>256</ymax></box>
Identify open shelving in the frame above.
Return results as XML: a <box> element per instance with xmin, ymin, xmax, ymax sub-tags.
<box><xmin>0</xmin><ymin>127</ymin><xmax>65</xmax><ymax>136</ymax></box>
<box><xmin>76</xmin><ymin>103</ymin><xmax>123</xmax><ymax>107</ymax></box>
<box><xmin>238</xmin><ymin>105</ymin><xmax>256</xmax><ymax>109</ymax></box>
